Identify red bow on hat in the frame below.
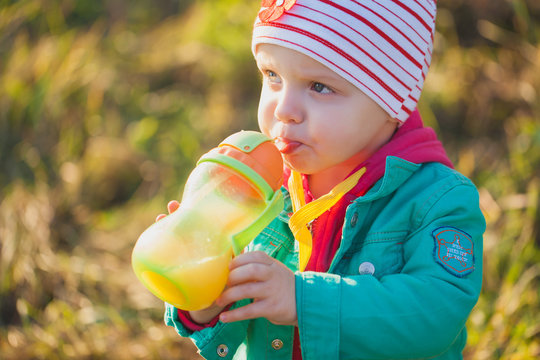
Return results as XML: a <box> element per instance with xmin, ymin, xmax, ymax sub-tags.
<box><xmin>259</xmin><ymin>0</ymin><xmax>296</xmax><ymax>22</ymax></box>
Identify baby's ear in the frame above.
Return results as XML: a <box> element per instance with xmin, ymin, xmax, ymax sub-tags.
<box><xmin>387</xmin><ymin>115</ymin><xmax>399</xmax><ymax>126</ymax></box>
<box><xmin>388</xmin><ymin>116</ymin><xmax>401</xmax><ymax>132</ymax></box>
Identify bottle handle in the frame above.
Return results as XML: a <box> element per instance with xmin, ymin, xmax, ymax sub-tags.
<box><xmin>230</xmin><ymin>190</ymin><xmax>284</xmax><ymax>255</ymax></box>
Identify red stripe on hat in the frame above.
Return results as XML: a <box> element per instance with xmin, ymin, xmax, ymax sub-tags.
<box><xmin>287</xmin><ymin>10</ymin><xmax>411</xmax><ymax>91</ymax></box>
<box><xmin>401</xmin><ymin>100</ymin><xmax>415</xmax><ymax>112</ymax></box>
<box><xmin>256</xmin><ymin>21</ymin><xmax>405</xmax><ymax>103</ymax></box>
<box><xmin>372</xmin><ymin>0</ymin><xmax>428</xmax><ymax>46</ymax></box>
<box><xmin>351</xmin><ymin>0</ymin><xmax>425</xmax><ymax>55</ymax></box>
<box><xmin>253</xmin><ymin>33</ymin><xmax>398</xmax><ymax>115</ymax></box>
<box><xmin>297</xmin><ymin>3</ymin><xmax>417</xmax><ymax>83</ymax></box>
<box><xmin>413</xmin><ymin>0</ymin><xmax>435</xmax><ymax>21</ymax></box>
<box><xmin>321</xmin><ymin>0</ymin><xmax>422</xmax><ymax>69</ymax></box>
<box><xmin>391</xmin><ymin>0</ymin><xmax>431</xmax><ymax>32</ymax></box>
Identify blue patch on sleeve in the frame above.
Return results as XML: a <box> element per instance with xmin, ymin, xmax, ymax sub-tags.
<box><xmin>433</xmin><ymin>226</ymin><xmax>474</xmax><ymax>277</ymax></box>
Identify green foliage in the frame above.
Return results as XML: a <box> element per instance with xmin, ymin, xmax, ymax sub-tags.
<box><xmin>0</xmin><ymin>0</ymin><xmax>538</xmax><ymax>359</ymax></box>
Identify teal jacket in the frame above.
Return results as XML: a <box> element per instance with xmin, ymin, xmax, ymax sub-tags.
<box><xmin>165</xmin><ymin>157</ymin><xmax>485</xmax><ymax>360</ymax></box>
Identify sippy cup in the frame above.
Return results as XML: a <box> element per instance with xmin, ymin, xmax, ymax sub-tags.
<box><xmin>131</xmin><ymin>131</ymin><xmax>284</xmax><ymax>311</ymax></box>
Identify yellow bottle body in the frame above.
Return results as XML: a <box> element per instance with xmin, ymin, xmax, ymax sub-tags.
<box><xmin>132</xmin><ymin>163</ymin><xmax>267</xmax><ymax>310</ymax></box>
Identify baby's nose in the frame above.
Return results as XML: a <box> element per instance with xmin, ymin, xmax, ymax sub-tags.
<box><xmin>274</xmin><ymin>91</ymin><xmax>303</xmax><ymax>124</ymax></box>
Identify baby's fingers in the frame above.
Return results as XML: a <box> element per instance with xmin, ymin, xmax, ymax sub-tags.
<box><xmin>216</xmin><ymin>281</ymin><xmax>262</xmax><ymax>308</ymax></box>
<box><xmin>227</xmin><ymin>263</ymin><xmax>271</xmax><ymax>287</ymax></box>
<box><xmin>155</xmin><ymin>200</ymin><xmax>180</xmax><ymax>222</ymax></box>
<box><xmin>219</xmin><ymin>301</ymin><xmax>266</xmax><ymax>323</ymax></box>
<box><xmin>167</xmin><ymin>200</ymin><xmax>180</xmax><ymax>214</ymax></box>
<box><xmin>230</xmin><ymin>251</ymin><xmax>273</xmax><ymax>270</ymax></box>
<box><xmin>155</xmin><ymin>213</ymin><xmax>167</xmax><ymax>222</ymax></box>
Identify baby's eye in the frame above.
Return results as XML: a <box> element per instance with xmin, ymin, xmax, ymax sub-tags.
<box><xmin>265</xmin><ymin>70</ymin><xmax>281</xmax><ymax>83</ymax></box>
<box><xmin>311</xmin><ymin>82</ymin><xmax>332</xmax><ymax>94</ymax></box>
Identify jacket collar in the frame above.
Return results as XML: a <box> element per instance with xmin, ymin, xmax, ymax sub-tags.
<box><xmin>278</xmin><ymin>156</ymin><xmax>421</xmax><ymax>222</ymax></box>
<box><xmin>355</xmin><ymin>156</ymin><xmax>421</xmax><ymax>203</ymax></box>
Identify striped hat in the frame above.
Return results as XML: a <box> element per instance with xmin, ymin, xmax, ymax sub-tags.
<box><xmin>252</xmin><ymin>0</ymin><xmax>437</xmax><ymax>123</ymax></box>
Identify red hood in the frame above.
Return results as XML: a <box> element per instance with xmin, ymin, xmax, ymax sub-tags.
<box><xmin>347</xmin><ymin>108</ymin><xmax>453</xmax><ymax>196</ymax></box>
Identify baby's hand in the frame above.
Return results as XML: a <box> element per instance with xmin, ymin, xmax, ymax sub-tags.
<box><xmin>216</xmin><ymin>251</ymin><xmax>297</xmax><ymax>326</ymax></box>
<box><xmin>155</xmin><ymin>200</ymin><xmax>180</xmax><ymax>222</ymax></box>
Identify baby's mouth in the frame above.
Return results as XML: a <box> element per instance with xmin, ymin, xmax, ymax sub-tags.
<box><xmin>274</xmin><ymin>137</ymin><xmax>302</xmax><ymax>154</ymax></box>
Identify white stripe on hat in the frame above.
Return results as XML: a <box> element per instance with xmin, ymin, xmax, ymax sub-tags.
<box><xmin>252</xmin><ymin>0</ymin><xmax>436</xmax><ymax>123</ymax></box>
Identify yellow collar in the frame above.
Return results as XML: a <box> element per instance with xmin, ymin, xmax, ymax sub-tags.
<box><xmin>287</xmin><ymin>167</ymin><xmax>366</xmax><ymax>271</ymax></box>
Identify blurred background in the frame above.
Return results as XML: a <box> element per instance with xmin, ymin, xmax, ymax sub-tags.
<box><xmin>0</xmin><ymin>0</ymin><xmax>538</xmax><ymax>359</ymax></box>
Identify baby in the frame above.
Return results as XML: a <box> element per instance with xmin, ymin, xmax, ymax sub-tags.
<box><xmin>162</xmin><ymin>1</ymin><xmax>485</xmax><ymax>359</ymax></box>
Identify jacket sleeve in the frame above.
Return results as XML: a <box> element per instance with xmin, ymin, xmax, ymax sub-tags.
<box><xmin>296</xmin><ymin>182</ymin><xmax>485</xmax><ymax>360</ymax></box>
<box><xmin>164</xmin><ymin>299</ymin><xmax>251</xmax><ymax>359</ymax></box>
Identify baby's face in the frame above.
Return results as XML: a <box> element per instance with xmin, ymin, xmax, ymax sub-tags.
<box><xmin>255</xmin><ymin>44</ymin><xmax>397</xmax><ymax>176</ymax></box>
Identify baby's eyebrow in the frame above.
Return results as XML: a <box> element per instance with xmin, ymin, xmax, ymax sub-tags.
<box><xmin>255</xmin><ymin>54</ymin><xmax>277</xmax><ymax>68</ymax></box>
<box><xmin>300</xmin><ymin>72</ymin><xmax>341</xmax><ymax>85</ymax></box>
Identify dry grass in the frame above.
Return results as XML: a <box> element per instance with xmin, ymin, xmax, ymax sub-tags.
<box><xmin>0</xmin><ymin>0</ymin><xmax>538</xmax><ymax>359</ymax></box>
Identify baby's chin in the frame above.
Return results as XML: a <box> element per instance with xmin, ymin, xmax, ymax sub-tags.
<box><xmin>283</xmin><ymin>160</ymin><xmax>318</xmax><ymax>176</ymax></box>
